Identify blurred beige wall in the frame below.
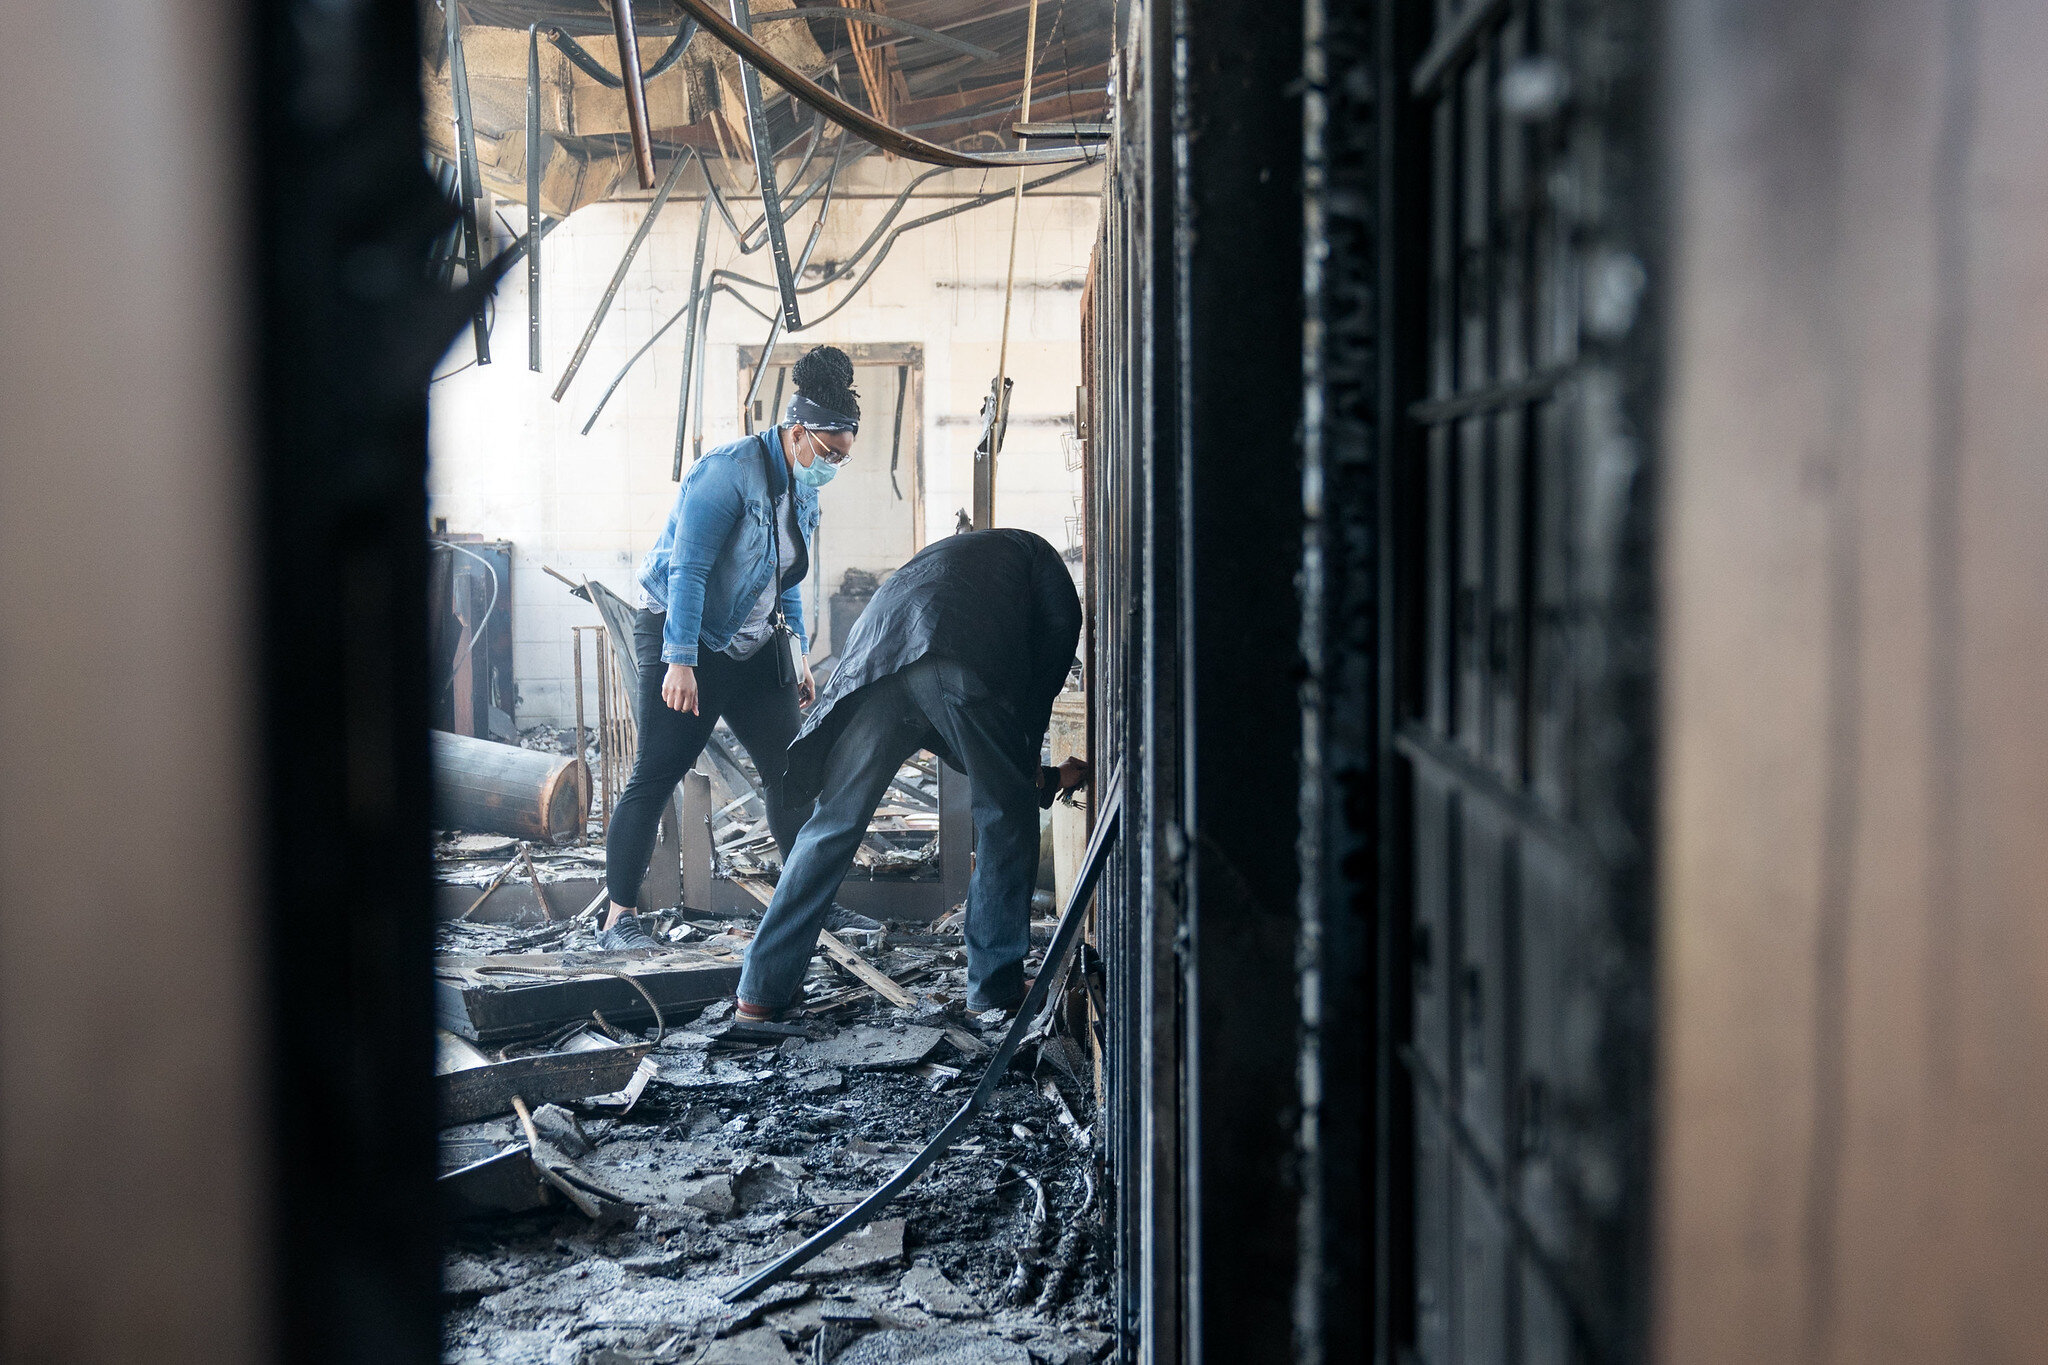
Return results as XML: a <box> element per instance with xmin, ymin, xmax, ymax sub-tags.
<box><xmin>0</xmin><ymin>2</ymin><xmax>268</xmax><ymax>1361</ymax></box>
<box><xmin>1657</xmin><ymin>0</ymin><xmax>2048</xmax><ymax>1359</ymax></box>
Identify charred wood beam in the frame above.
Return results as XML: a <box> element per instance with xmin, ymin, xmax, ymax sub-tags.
<box><xmin>438</xmin><ymin>1039</ymin><xmax>652</xmax><ymax>1124</ymax></box>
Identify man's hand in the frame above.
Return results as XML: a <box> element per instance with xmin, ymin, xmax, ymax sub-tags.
<box><xmin>1039</xmin><ymin>756</ymin><xmax>1092</xmax><ymax>808</ymax></box>
<box><xmin>796</xmin><ymin>663</ymin><xmax>816</xmax><ymax>708</ymax></box>
<box><xmin>662</xmin><ymin>663</ymin><xmax>699</xmax><ymax>714</ymax></box>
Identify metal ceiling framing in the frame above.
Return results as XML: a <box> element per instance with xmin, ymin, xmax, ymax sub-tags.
<box><xmin>728</xmin><ymin>0</ymin><xmax>804</xmax><ymax>330</ymax></box>
<box><xmin>446</xmin><ymin>0</ymin><xmax>493</xmax><ymax>363</ymax></box>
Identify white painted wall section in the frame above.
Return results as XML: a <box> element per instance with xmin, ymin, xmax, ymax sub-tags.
<box><xmin>428</xmin><ymin>158</ymin><xmax>1103</xmax><ymax>727</ymax></box>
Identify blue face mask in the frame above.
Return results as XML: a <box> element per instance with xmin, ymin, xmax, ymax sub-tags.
<box><xmin>791</xmin><ymin>429</ymin><xmax>842</xmax><ymax>488</ymax></box>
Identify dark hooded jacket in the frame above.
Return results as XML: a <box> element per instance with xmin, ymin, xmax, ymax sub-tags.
<box><xmin>785</xmin><ymin>529</ymin><xmax>1082</xmax><ymax>802</ymax></box>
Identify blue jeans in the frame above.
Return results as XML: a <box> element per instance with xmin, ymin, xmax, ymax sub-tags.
<box><xmin>738</xmin><ymin>657</ymin><xmax>1041</xmax><ymax>1013</ymax></box>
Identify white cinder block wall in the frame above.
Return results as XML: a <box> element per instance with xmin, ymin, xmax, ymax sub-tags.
<box><xmin>428</xmin><ymin>158</ymin><xmax>1103</xmax><ymax>728</ymax></box>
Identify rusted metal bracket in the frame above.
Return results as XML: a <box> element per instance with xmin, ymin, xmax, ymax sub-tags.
<box><xmin>721</xmin><ymin>763</ymin><xmax>1124</xmax><ymax>1302</ymax></box>
<box><xmin>606</xmin><ymin>0</ymin><xmax>658</xmax><ymax>188</ymax></box>
<box><xmin>673</xmin><ymin>185</ymin><xmax>714</xmax><ymax>479</ymax></box>
<box><xmin>730</xmin><ymin>0</ymin><xmax>802</xmax><ymax>330</ymax></box>
<box><xmin>526</xmin><ymin>23</ymin><xmax>544</xmax><ymax>371</ymax></box>
<box><xmin>672</xmin><ymin>0</ymin><xmax>1096</xmax><ymax>169</ymax></box>
<box><xmin>545</xmin><ymin>20</ymin><xmax>698</xmax><ymax>87</ymax></box>
<box><xmin>446</xmin><ymin>0</ymin><xmax>491</xmax><ymax>364</ymax></box>
<box><xmin>553</xmin><ymin>147</ymin><xmax>697</xmax><ymax>402</ymax></box>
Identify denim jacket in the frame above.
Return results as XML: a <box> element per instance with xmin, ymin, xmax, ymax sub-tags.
<box><xmin>637</xmin><ymin>430</ymin><xmax>820</xmax><ymax>666</ymax></box>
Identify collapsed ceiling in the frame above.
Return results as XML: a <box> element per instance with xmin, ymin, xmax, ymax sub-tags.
<box><xmin>423</xmin><ymin>0</ymin><xmax>1113</xmax><ymax>217</ymax></box>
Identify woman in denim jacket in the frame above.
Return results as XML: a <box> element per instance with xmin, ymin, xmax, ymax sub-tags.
<box><xmin>597</xmin><ymin>346</ymin><xmax>859</xmax><ymax>949</ymax></box>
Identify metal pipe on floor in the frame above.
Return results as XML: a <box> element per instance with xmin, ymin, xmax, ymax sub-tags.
<box><xmin>432</xmin><ymin>730</ymin><xmax>590</xmax><ymax>843</ymax></box>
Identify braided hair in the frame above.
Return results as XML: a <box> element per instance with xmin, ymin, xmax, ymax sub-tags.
<box><xmin>787</xmin><ymin>345</ymin><xmax>860</xmax><ymax>430</ymax></box>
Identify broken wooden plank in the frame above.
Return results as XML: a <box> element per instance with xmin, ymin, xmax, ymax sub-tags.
<box><xmin>434</xmin><ymin>946</ymin><xmax>741</xmax><ymax>1041</ymax></box>
<box><xmin>439</xmin><ymin>1145</ymin><xmax>552</xmax><ymax>1219</ymax></box>
<box><xmin>458</xmin><ymin>855</ymin><xmax>522</xmax><ymax>920</ymax></box>
<box><xmin>817</xmin><ymin>929</ymin><xmax>920</xmax><ymax>1009</ymax></box>
<box><xmin>512</xmin><ymin>1096</ymin><xmax>605</xmax><ymax>1219</ymax></box>
<box><xmin>799</xmin><ymin>1025</ymin><xmax>941</xmax><ymax>1070</ymax></box>
<box><xmin>943</xmin><ymin>1026</ymin><xmax>990</xmax><ymax>1059</ymax></box>
<box><xmin>436</xmin><ymin>1037</ymin><xmax>653</xmax><ymax>1124</ymax></box>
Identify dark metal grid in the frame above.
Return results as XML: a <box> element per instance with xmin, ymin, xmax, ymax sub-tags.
<box><xmin>1390</xmin><ymin>0</ymin><xmax>1659</xmax><ymax>1360</ymax></box>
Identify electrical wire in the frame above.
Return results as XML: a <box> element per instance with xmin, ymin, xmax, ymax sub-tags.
<box><xmin>583</xmin><ymin>137</ymin><xmax>857</xmax><ymax>434</ymax></box>
<box><xmin>576</xmin><ymin>158</ymin><xmax>1092</xmax><ymax>433</ymax></box>
<box><xmin>741</xmin><ymin>130</ymin><xmax>854</xmax><ymax>414</ymax></box>
<box><xmin>990</xmin><ymin>0</ymin><xmax>1048</xmax><ymax>518</ymax></box>
<box><xmin>435</xmin><ymin>539</ymin><xmax>502</xmax><ymax>688</ymax></box>
<box><xmin>722</xmin><ymin>160</ymin><xmax>1095</xmax><ymax>330</ymax></box>
<box><xmin>432</xmin><ymin>296</ymin><xmax>499</xmax><ymax>382</ymax></box>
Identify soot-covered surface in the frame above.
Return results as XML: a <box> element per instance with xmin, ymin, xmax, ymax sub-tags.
<box><xmin>438</xmin><ymin>911</ymin><xmax>1112</xmax><ymax>1365</ymax></box>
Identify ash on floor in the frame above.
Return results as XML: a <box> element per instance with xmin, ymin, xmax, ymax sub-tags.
<box><xmin>438</xmin><ymin>911</ymin><xmax>1112</xmax><ymax>1365</ymax></box>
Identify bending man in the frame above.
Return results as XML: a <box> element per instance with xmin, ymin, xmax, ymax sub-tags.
<box><xmin>737</xmin><ymin>529</ymin><xmax>1086</xmax><ymax>1019</ymax></box>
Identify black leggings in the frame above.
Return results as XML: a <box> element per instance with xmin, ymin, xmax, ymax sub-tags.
<box><xmin>605</xmin><ymin>609</ymin><xmax>809</xmax><ymax>908</ymax></box>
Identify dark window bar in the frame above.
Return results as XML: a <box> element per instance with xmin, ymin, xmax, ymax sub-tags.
<box><xmin>1410</xmin><ymin>0</ymin><xmax>1509</xmax><ymax>95</ymax></box>
<box><xmin>1407</xmin><ymin>363</ymin><xmax>1569</xmax><ymax>426</ymax></box>
<box><xmin>1394</xmin><ymin>722</ymin><xmax>1599</xmax><ymax>870</ymax></box>
<box><xmin>1400</xmin><ymin>1043</ymin><xmax>1607</xmax><ymax>1357</ymax></box>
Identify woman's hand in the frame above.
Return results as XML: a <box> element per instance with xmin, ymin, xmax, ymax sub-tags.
<box><xmin>796</xmin><ymin>663</ymin><xmax>816</xmax><ymax>708</ymax></box>
<box><xmin>662</xmin><ymin>663</ymin><xmax>699</xmax><ymax>714</ymax></box>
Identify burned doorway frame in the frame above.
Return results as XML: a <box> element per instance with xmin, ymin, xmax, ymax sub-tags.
<box><xmin>736</xmin><ymin>340</ymin><xmax>928</xmax><ymax>560</ymax></box>
<box><xmin>728</xmin><ymin>340</ymin><xmax>963</xmax><ymax>922</ymax></box>
<box><xmin>251</xmin><ymin>0</ymin><xmax>477</xmax><ymax>1358</ymax></box>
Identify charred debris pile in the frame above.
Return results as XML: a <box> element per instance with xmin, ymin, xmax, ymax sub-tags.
<box><xmin>434</xmin><ymin>863</ymin><xmax>1110</xmax><ymax>1364</ymax></box>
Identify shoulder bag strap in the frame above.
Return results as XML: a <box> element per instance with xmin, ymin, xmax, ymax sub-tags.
<box><xmin>761</xmin><ymin>434</ymin><xmax>798</xmax><ymax>685</ymax></box>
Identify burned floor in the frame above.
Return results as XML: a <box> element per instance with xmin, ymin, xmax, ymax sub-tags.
<box><xmin>435</xmin><ymin>873</ymin><xmax>1111</xmax><ymax>1365</ymax></box>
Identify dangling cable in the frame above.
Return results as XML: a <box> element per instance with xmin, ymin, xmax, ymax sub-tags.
<box><xmin>982</xmin><ymin>0</ymin><xmax>1045</xmax><ymax>528</ymax></box>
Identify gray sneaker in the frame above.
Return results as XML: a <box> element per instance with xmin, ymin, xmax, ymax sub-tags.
<box><xmin>823</xmin><ymin>904</ymin><xmax>882</xmax><ymax>932</ymax></box>
<box><xmin>598</xmin><ymin>913</ymin><xmax>661</xmax><ymax>951</ymax></box>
